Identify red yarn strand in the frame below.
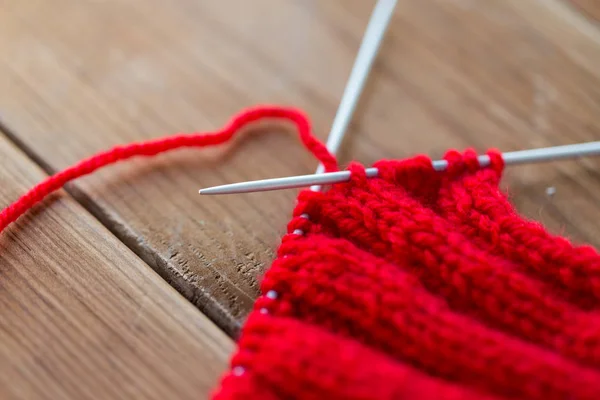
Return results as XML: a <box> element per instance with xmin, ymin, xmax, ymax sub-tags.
<box><xmin>0</xmin><ymin>106</ymin><xmax>337</xmax><ymax>233</ymax></box>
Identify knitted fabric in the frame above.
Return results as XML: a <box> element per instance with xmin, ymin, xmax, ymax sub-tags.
<box><xmin>212</xmin><ymin>151</ymin><xmax>600</xmax><ymax>400</ymax></box>
<box><xmin>2</xmin><ymin>106</ymin><xmax>600</xmax><ymax>399</ymax></box>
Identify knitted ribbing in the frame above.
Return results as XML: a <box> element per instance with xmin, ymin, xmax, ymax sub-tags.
<box><xmin>213</xmin><ymin>150</ymin><xmax>600</xmax><ymax>400</ymax></box>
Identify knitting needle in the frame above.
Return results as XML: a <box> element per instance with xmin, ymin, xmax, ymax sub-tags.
<box><xmin>199</xmin><ymin>141</ymin><xmax>600</xmax><ymax>195</ymax></box>
<box><xmin>311</xmin><ymin>0</ymin><xmax>397</xmax><ymax>191</ymax></box>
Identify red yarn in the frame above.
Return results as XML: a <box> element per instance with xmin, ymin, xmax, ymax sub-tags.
<box><xmin>0</xmin><ymin>106</ymin><xmax>337</xmax><ymax>234</ymax></box>
<box><xmin>3</xmin><ymin>106</ymin><xmax>600</xmax><ymax>399</ymax></box>
<box><xmin>213</xmin><ymin>152</ymin><xmax>600</xmax><ymax>399</ymax></box>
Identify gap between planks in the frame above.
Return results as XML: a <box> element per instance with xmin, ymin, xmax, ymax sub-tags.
<box><xmin>0</xmin><ymin>117</ymin><xmax>247</xmax><ymax>336</ymax></box>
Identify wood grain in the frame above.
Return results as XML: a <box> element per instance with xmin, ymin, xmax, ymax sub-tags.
<box><xmin>1</xmin><ymin>0</ymin><xmax>600</xmax><ymax>333</ymax></box>
<box><xmin>0</xmin><ymin>134</ymin><xmax>232</xmax><ymax>398</ymax></box>
<box><xmin>569</xmin><ymin>0</ymin><xmax>600</xmax><ymax>22</ymax></box>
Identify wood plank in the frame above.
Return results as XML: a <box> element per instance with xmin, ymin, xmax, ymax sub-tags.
<box><xmin>0</xmin><ymin>134</ymin><xmax>233</xmax><ymax>398</ymax></box>
<box><xmin>1</xmin><ymin>0</ymin><xmax>600</xmax><ymax>333</ymax></box>
<box><xmin>569</xmin><ymin>0</ymin><xmax>600</xmax><ymax>22</ymax></box>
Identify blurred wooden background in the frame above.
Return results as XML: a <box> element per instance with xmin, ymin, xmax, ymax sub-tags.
<box><xmin>1</xmin><ymin>0</ymin><xmax>599</xmax><ymax>398</ymax></box>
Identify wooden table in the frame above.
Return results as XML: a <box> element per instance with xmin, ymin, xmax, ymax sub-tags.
<box><xmin>1</xmin><ymin>0</ymin><xmax>599</xmax><ymax>398</ymax></box>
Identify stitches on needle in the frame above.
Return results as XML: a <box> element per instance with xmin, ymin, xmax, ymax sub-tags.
<box><xmin>213</xmin><ymin>150</ymin><xmax>600</xmax><ymax>400</ymax></box>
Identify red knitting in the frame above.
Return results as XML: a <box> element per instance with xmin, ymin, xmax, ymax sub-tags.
<box><xmin>2</xmin><ymin>106</ymin><xmax>600</xmax><ymax>399</ymax></box>
<box><xmin>211</xmin><ymin>150</ymin><xmax>600</xmax><ymax>400</ymax></box>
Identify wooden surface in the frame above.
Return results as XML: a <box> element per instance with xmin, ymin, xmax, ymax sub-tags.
<box><xmin>570</xmin><ymin>0</ymin><xmax>600</xmax><ymax>22</ymax></box>
<box><xmin>1</xmin><ymin>0</ymin><xmax>600</xmax><ymax>339</ymax></box>
<box><xmin>0</xmin><ymin>134</ymin><xmax>233</xmax><ymax>398</ymax></box>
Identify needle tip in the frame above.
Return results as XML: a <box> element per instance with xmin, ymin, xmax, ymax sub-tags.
<box><xmin>199</xmin><ymin>186</ymin><xmax>234</xmax><ymax>195</ymax></box>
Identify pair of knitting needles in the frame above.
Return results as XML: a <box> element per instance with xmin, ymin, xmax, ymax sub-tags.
<box><xmin>199</xmin><ymin>0</ymin><xmax>600</xmax><ymax>196</ymax></box>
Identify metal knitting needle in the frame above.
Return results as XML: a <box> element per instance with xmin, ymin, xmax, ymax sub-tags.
<box><xmin>199</xmin><ymin>141</ymin><xmax>600</xmax><ymax>195</ymax></box>
<box><xmin>311</xmin><ymin>0</ymin><xmax>397</xmax><ymax>191</ymax></box>
<box><xmin>199</xmin><ymin>1</ymin><xmax>396</xmax><ymax>196</ymax></box>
